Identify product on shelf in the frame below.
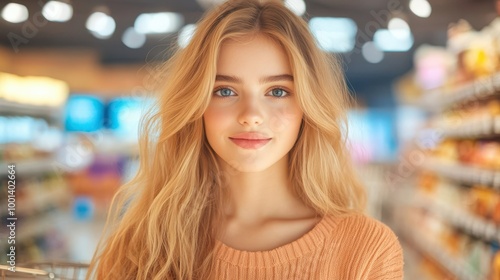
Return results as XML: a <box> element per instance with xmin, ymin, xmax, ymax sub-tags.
<box><xmin>457</xmin><ymin>139</ymin><xmax>476</xmax><ymax>163</ymax></box>
<box><xmin>469</xmin><ymin>186</ymin><xmax>499</xmax><ymax>222</ymax></box>
<box><xmin>492</xmin><ymin>247</ymin><xmax>500</xmax><ymax>280</ymax></box>
<box><xmin>418</xmin><ymin>171</ymin><xmax>439</xmax><ymax>194</ymax></box>
<box><xmin>448</xmin><ymin>18</ymin><xmax>500</xmax><ymax>84</ymax></box>
<box><xmin>431</xmin><ymin>139</ymin><xmax>500</xmax><ymax>170</ymax></box>
<box><xmin>432</xmin><ymin>139</ymin><xmax>458</xmax><ymax>162</ymax></box>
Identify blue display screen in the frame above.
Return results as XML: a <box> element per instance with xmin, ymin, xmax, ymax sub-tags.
<box><xmin>106</xmin><ymin>97</ymin><xmax>153</xmax><ymax>140</ymax></box>
<box><xmin>64</xmin><ymin>95</ymin><xmax>104</xmax><ymax>132</ymax></box>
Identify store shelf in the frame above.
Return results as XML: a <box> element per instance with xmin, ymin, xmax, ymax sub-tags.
<box><xmin>403</xmin><ymin>228</ymin><xmax>485</xmax><ymax>280</ymax></box>
<box><xmin>414</xmin><ymin>194</ymin><xmax>500</xmax><ymax>243</ymax></box>
<box><xmin>421</xmin><ymin>72</ymin><xmax>500</xmax><ymax>112</ymax></box>
<box><xmin>0</xmin><ymin>157</ymin><xmax>59</xmax><ymax>176</ymax></box>
<box><xmin>0</xmin><ymin>185</ymin><xmax>70</xmax><ymax>218</ymax></box>
<box><xmin>0</xmin><ymin>211</ymin><xmax>69</xmax><ymax>249</ymax></box>
<box><xmin>0</xmin><ymin>85</ymin><xmax>71</xmax><ymax>264</ymax></box>
<box><xmin>0</xmin><ymin>99</ymin><xmax>62</xmax><ymax>120</ymax></box>
<box><xmin>424</xmin><ymin>158</ymin><xmax>500</xmax><ymax>189</ymax></box>
<box><xmin>436</xmin><ymin>115</ymin><xmax>500</xmax><ymax>139</ymax></box>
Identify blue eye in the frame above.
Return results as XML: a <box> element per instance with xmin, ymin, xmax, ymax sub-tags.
<box><xmin>270</xmin><ymin>88</ymin><xmax>287</xmax><ymax>98</ymax></box>
<box><xmin>214</xmin><ymin>88</ymin><xmax>234</xmax><ymax>97</ymax></box>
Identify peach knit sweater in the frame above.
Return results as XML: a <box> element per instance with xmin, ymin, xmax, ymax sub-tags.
<box><xmin>213</xmin><ymin>213</ymin><xmax>404</xmax><ymax>279</ymax></box>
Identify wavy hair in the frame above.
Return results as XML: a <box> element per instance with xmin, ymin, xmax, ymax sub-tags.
<box><xmin>86</xmin><ymin>0</ymin><xmax>366</xmax><ymax>279</ymax></box>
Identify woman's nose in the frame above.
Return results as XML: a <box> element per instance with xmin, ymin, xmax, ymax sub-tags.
<box><xmin>237</xmin><ymin>96</ymin><xmax>264</xmax><ymax>126</ymax></box>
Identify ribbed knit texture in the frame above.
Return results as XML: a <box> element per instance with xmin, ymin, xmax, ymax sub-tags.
<box><xmin>213</xmin><ymin>213</ymin><xmax>404</xmax><ymax>279</ymax></box>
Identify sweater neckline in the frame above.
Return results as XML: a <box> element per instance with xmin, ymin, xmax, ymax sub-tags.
<box><xmin>213</xmin><ymin>214</ymin><xmax>339</xmax><ymax>267</ymax></box>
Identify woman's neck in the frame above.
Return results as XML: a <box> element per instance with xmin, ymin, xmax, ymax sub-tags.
<box><xmin>220</xmin><ymin>155</ymin><xmax>316</xmax><ymax>226</ymax></box>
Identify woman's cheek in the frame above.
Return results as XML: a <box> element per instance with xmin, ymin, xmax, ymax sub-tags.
<box><xmin>208</xmin><ymin>105</ymin><xmax>237</xmax><ymax>127</ymax></box>
<box><xmin>269</xmin><ymin>105</ymin><xmax>302</xmax><ymax>133</ymax></box>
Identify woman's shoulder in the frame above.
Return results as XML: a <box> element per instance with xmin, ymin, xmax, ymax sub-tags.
<box><xmin>324</xmin><ymin>212</ymin><xmax>402</xmax><ymax>251</ymax></box>
<box><xmin>332</xmin><ymin>213</ymin><xmax>397</xmax><ymax>238</ymax></box>
<box><xmin>323</xmin><ymin>212</ymin><xmax>404</xmax><ymax>278</ymax></box>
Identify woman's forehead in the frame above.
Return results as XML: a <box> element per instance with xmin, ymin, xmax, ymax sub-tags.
<box><xmin>216</xmin><ymin>34</ymin><xmax>292</xmax><ymax>77</ymax></box>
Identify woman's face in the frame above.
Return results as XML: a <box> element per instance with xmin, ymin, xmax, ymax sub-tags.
<box><xmin>203</xmin><ymin>33</ymin><xmax>304</xmax><ymax>173</ymax></box>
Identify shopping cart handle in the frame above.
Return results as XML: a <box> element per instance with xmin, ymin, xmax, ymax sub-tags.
<box><xmin>0</xmin><ymin>264</ymin><xmax>51</xmax><ymax>276</ymax></box>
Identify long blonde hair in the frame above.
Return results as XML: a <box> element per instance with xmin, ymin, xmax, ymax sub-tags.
<box><xmin>86</xmin><ymin>0</ymin><xmax>366</xmax><ymax>279</ymax></box>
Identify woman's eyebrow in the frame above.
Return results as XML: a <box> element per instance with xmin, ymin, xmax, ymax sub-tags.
<box><xmin>215</xmin><ymin>74</ymin><xmax>294</xmax><ymax>84</ymax></box>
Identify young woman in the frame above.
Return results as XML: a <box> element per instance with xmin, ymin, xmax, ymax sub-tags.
<box><xmin>87</xmin><ymin>0</ymin><xmax>404</xmax><ymax>279</ymax></box>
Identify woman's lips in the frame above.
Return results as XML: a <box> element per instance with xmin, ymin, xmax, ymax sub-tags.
<box><xmin>229</xmin><ymin>138</ymin><xmax>272</xmax><ymax>149</ymax></box>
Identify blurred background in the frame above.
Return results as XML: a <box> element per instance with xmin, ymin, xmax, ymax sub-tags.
<box><xmin>0</xmin><ymin>0</ymin><xmax>500</xmax><ymax>279</ymax></box>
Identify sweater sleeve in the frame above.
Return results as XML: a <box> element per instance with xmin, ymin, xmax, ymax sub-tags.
<box><xmin>331</xmin><ymin>213</ymin><xmax>405</xmax><ymax>280</ymax></box>
<box><xmin>367</xmin><ymin>224</ymin><xmax>404</xmax><ymax>280</ymax></box>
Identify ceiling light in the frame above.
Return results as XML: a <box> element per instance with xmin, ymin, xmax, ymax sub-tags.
<box><xmin>122</xmin><ymin>27</ymin><xmax>146</xmax><ymax>49</ymax></box>
<box><xmin>0</xmin><ymin>72</ymin><xmax>69</xmax><ymax>107</ymax></box>
<box><xmin>362</xmin><ymin>42</ymin><xmax>384</xmax><ymax>63</ymax></box>
<box><xmin>178</xmin><ymin>24</ymin><xmax>197</xmax><ymax>48</ymax></box>
<box><xmin>43</xmin><ymin>1</ymin><xmax>73</xmax><ymax>22</ymax></box>
<box><xmin>284</xmin><ymin>0</ymin><xmax>306</xmax><ymax>17</ymax></box>
<box><xmin>1</xmin><ymin>3</ymin><xmax>28</xmax><ymax>23</ymax></box>
<box><xmin>409</xmin><ymin>0</ymin><xmax>432</xmax><ymax>18</ymax></box>
<box><xmin>86</xmin><ymin>12</ymin><xmax>116</xmax><ymax>39</ymax></box>
<box><xmin>374</xmin><ymin>29</ymin><xmax>414</xmax><ymax>52</ymax></box>
<box><xmin>388</xmin><ymin>17</ymin><xmax>410</xmax><ymax>39</ymax></box>
<box><xmin>134</xmin><ymin>12</ymin><xmax>184</xmax><ymax>34</ymax></box>
<box><xmin>309</xmin><ymin>17</ymin><xmax>357</xmax><ymax>53</ymax></box>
